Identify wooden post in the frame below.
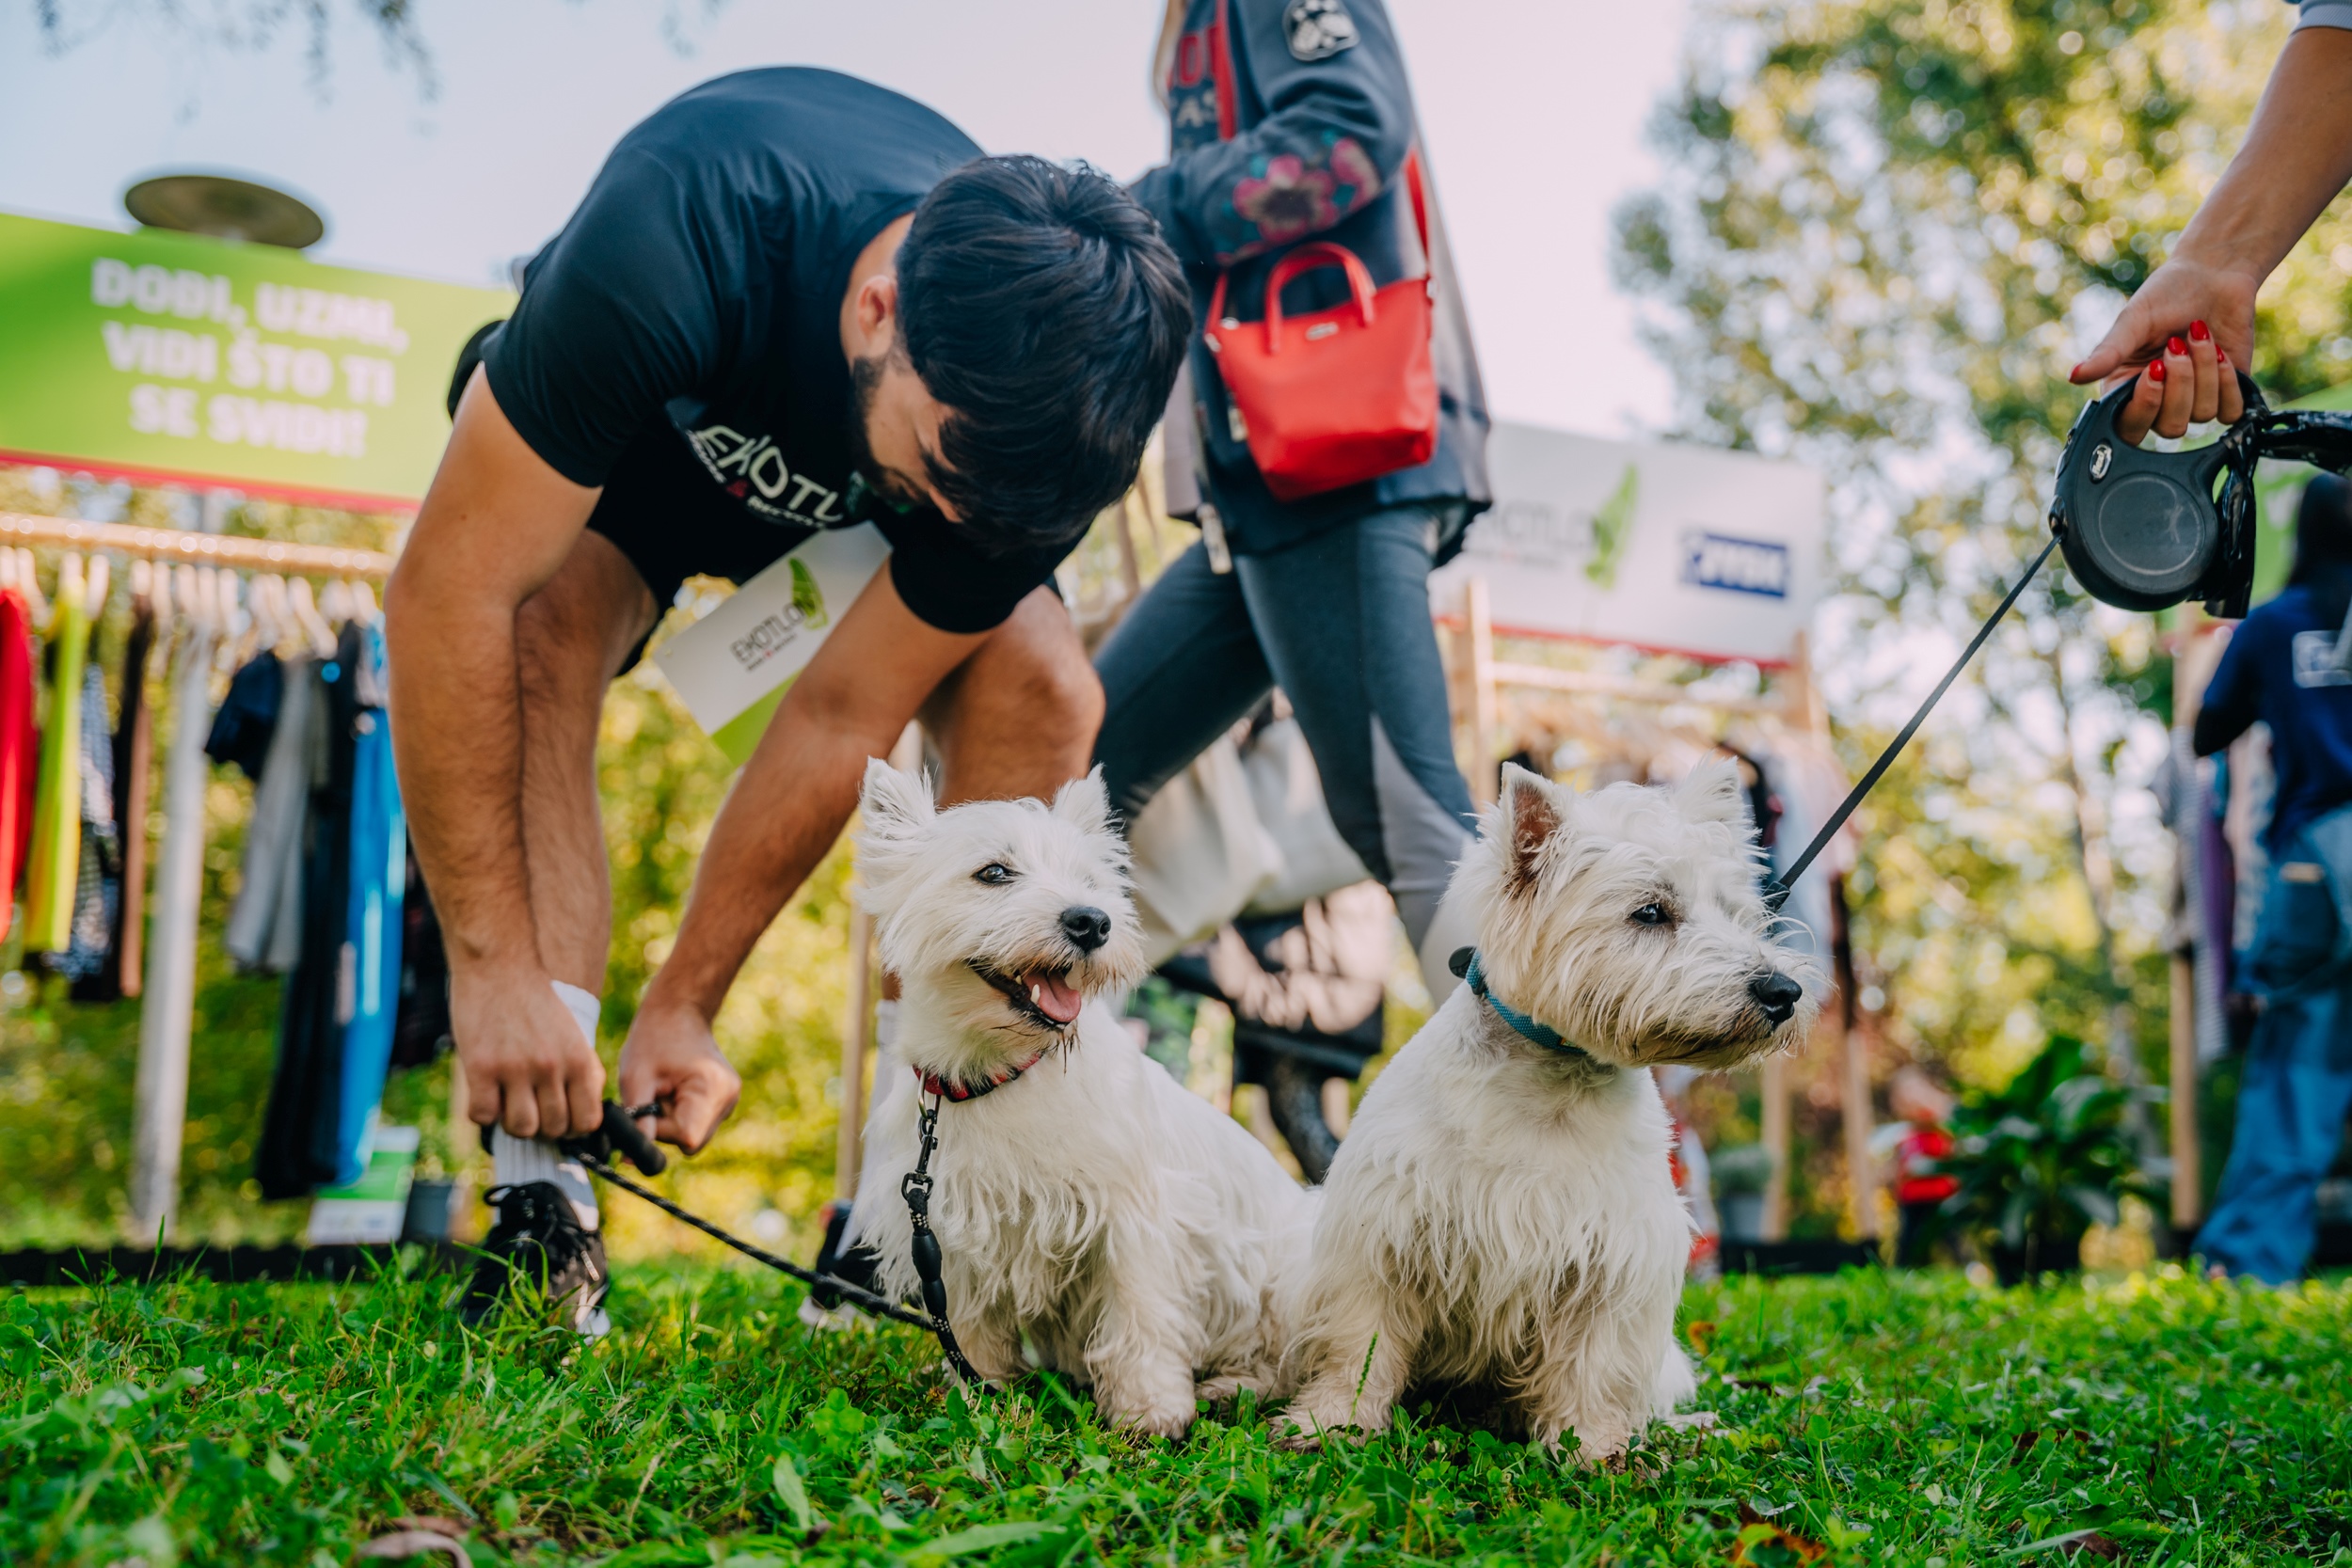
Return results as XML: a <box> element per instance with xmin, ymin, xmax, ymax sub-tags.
<box><xmin>1456</xmin><ymin>576</ymin><xmax>1500</xmax><ymax>807</ymax></box>
<box><xmin>2168</xmin><ymin>954</ymin><xmax>2200</xmax><ymax>1231</ymax></box>
<box><xmin>2168</xmin><ymin>626</ymin><xmax>2226</xmax><ymax>1233</ymax></box>
<box><xmin>837</xmin><ymin>723</ymin><xmax>925</xmax><ymax>1204</ymax></box>
<box><xmin>1114</xmin><ymin>490</ymin><xmax>1146</xmax><ymax>600</ymax></box>
<box><xmin>837</xmin><ymin>903</ymin><xmax>874</xmax><ymax>1204</ymax></box>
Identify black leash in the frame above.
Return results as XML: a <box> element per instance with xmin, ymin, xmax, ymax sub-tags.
<box><xmin>1763</xmin><ymin>530</ymin><xmax>2062</xmax><ymax>912</ymax></box>
<box><xmin>898</xmin><ymin>1091</ymin><xmax>989</xmax><ymax>1386</ymax></box>
<box><xmin>558</xmin><ymin>1101</ymin><xmax>985</xmax><ymax>1383</ymax></box>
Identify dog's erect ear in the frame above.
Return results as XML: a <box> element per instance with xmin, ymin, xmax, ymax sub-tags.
<box><xmin>858</xmin><ymin>757</ymin><xmax>935</xmax><ymax>842</ymax></box>
<box><xmin>1675</xmin><ymin>758</ymin><xmax>1748</xmax><ymax>827</ymax></box>
<box><xmin>1050</xmin><ymin>767</ymin><xmax>1114</xmax><ymax>839</ymax></box>
<box><xmin>1499</xmin><ymin>763</ymin><xmax>1566</xmax><ymax>894</ymax></box>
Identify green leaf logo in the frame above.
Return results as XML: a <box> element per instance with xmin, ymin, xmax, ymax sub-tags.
<box><xmin>790</xmin><ymin>558</ymin><xmax>828</xmax><ymax>629</ymax></box>
<box><xmin>1585</xmin><ymin>463</ymin><xmax>1641</xmax><ymax>591</ymax></box>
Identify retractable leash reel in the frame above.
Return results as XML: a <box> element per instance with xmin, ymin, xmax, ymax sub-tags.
<box><xmin>1763</xmin><ymin>370</ymin><xmax>2352</xmax><ymax>912</ymax></box>
<box><xmin>555</xmin><ymin>1100</ymin><xmax>991</xmax><ymax>1386</ymax></box>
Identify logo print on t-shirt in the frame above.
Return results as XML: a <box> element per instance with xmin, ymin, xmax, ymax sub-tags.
<box><xmin>1283</xmin><ymin>0</ymin><xmax>1359</xmax><ymax>61</ymax></box>
<box><xmin>689</xmin><ymin>423</ymin><xmax>847</xmax><ymax>527</ymax></box>
<box><xmin>2292</xmin><ymin>628</ymin><xmax>2352</xmax><ymax>688</ymax></box>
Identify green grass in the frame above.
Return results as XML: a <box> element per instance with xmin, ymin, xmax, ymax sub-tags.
<box><xmin>4</xmin><ymin>1262</ymin><xmax>2348</xmax><ymax>1566</ymax></box>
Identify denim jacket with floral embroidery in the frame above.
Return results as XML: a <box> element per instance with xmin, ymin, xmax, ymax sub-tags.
<box><xmin>1131</xmin><ymin>0</ymin><xmax>1489</xmax><ymax>556</ymax></box>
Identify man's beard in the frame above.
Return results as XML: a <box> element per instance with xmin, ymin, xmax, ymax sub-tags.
<box><xmin>846</xmin><ymin>352</ymin><xmax>926</xmax><ymax>511</ymax></box>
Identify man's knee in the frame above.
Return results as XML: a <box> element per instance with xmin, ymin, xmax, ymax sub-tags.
<box><xmin>954</xmin><ymin>590</ymin><xmax>1104</xmax><ymax>736</ymax></box>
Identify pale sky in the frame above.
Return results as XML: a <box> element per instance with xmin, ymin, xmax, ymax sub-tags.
<box><xmin>0</xmin><ymin>0</ymin><xmax>1689</xmax><ymax>436</ymax></box>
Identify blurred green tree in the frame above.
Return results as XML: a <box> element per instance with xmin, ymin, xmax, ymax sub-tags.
<box><xmin>1616</xmin><ymin>0</ymin><xmax>2352</xmax><ymax>1113</ymax></box>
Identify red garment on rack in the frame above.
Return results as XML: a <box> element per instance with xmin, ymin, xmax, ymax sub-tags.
<box><xmin>0</xmin><ymin>592</ymin><xmax>36</xmax><ymax>932</ymax></box>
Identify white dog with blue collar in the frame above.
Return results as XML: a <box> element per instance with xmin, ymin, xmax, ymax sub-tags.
<box><xmin>1278</xmin><ymin>761</ymin><xmax>1819</xmax><ymax>1462</ymax></box>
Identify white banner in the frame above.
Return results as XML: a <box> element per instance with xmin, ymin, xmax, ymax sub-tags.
<box><xmin>1432</xmin><ymin>421</ymin><xmax>1826</xmax><ymax>666</ymax></box>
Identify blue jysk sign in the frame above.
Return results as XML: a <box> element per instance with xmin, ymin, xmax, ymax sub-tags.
<box><xmin>1680</xmin><ymin>531</ymin><xmax>1790</xmax><ymax>598</ymax></box>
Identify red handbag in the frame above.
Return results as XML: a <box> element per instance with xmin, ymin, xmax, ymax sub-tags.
<box><xmin>1199</xmin><ymin>0</ymin><xmax>1438</xmax><ymax>500</ymax></box>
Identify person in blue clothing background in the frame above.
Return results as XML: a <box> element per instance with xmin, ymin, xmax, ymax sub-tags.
<box><xmin>1096</xmin><ymin>0</ymin><xmax>1490</xmax><ymax>997</ymax></box>
<box><xmin>2192</xmin><ymin>472</ymin><xmax>2352</xmax><ymax>1283</ymax></box>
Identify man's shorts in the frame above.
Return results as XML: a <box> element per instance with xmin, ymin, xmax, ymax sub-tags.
<box><xmin>449</xmin><ymin>323</ymin><xmax>804</xmax><ymax>616</ymax></box>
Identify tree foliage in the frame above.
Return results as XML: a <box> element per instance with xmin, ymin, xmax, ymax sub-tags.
<box><xmin>1617</xmin><ymin>0</ymin><xmax>2352</xmax><ymax>1085</ymax></box>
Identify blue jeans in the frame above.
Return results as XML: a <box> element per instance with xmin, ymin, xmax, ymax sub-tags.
<box><xmin>1091</xmin><ymin>505</ymin><xmax>1477</xmax><ymax>963</ymax></box>
<box><xmin>2196</xmin><ymin>815</ymin><xmax>2352</xmax><ymax>1283</ymax></box>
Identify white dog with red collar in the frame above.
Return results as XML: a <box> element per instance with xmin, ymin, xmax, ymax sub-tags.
<box><xmin>844</xmin><ymin>759</ymin><xmax>1315</xmax><ymax>1436</ymax></box>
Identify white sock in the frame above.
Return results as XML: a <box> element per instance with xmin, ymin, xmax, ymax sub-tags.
<box><xmin>490</xmin><ymin>980</ymin><xmax>605</xmax><ymax>1231</ymax></box>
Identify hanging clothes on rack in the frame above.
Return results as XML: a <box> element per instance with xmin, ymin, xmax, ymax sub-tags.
<box><xmin>213</xmin><ymin>586</ymin><xmax>319</xmax><ymax>976</ymax></box>
<box><xmin>389</xmin><ymin>844</ymin><xmax>452</xmax><ymax>1070</ymax></box>
<box><xmin>23</xmin><ymin>556</ymin><xmax>91</xmax><ymax>955</ymax></box>
<box><xmin>51</xmin><ymin>655</ymin><xmax>118</xmax><ymax>981</ymax></box>
<box><xmin>331</xmin><ymin>616</ymin><xmax>405</xmax><ymax>1186</ymax></box>
<box><xmin>257</xmin><ymin>622</ymin><xmax>359</xmax><ymax>1199</ymax></box>
<box><xmin>129</xmin><ymin>564</ymin><xmax>226</xmax><ymax>1237</ymax></box>
<box><xmin>0</xmin><ymin>578</ymin><xmax>39</xmax><ymax>940</ymax></box>
<box><xmin>74</xmin><ymin>574</ymin><xmax>157</xmax><ymax>1002</ymax></box>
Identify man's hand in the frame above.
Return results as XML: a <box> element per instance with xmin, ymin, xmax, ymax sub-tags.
<box><xmin>455</xmin><ymin>964</ymin><xmax>607</xmax><ymax>1138</ymax></box>
<box><xmin>617</xmin><ymin>1001</ymin><xmax>742</xmax><ymax>1153</ymax></box>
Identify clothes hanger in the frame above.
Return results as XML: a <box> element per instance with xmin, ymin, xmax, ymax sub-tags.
<box><xmin>318</xmin><ymin>578</ymin><xmax>353</xmax><ymax>627</ymax></box>
<box><xmin>83</xmin><ymin>555</ymin><xmax>109</xmax><ymax>624</ymax></box>
<box><xmin>346</xmin><ymin>579</ymin><xmax>377</xmax><ymax>627</ymax></box>
<box><xmin>289</xmin><ymin>577</ymin><xmax>337</xmax><ymax>658</ymax></box>
<box><xmin>20</xmin><ymin>550</ymin><xmax>51</xmax><ymax>630</ymax></box>
<box><xmin>246</xmin><ymin>574</ymin><xmax>284</xmax><ymax>657</ymax></box>
<box><xmin>57</xmin><ymin>555</ymin><xmax>85</xmax><ymax>628</ymax></box>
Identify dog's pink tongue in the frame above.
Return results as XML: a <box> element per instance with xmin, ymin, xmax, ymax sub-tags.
<box><xmin>1026</xmin><ymin>971</ymin><xmax>1084</xmax><ymax>1024</ymax></box>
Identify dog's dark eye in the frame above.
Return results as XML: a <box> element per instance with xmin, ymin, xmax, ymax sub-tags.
<box><xmin>973</xmin><ymin>863</ymin><xmax>1015</xmax><ymax>885</ymax></box>
<box><xmin>1629</xmin><ymin>902</ymin><xmax>1672</xmax><ymax>927</ymax></box>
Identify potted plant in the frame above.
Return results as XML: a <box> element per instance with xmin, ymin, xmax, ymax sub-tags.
<box><xmin>1712</xmin><ymin>1144</ymin><xmax>1775</xmax><ymax>1243</ymax></box>
<box><xmin>1927</xmin><ymin>1035</ymin><xmax>2146</xmax><ymax>1285</ymax></box>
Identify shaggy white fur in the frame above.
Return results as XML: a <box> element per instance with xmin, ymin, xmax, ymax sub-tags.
<box><xmin>843</xmin><ymin>761</ymin><xmax>1317</xmax><ymax>1437</ymax></box>
<box><xmin>1279</xmin><ymin>761</ymin><xmax>1820</xmax><ymax>1462</ymax></box>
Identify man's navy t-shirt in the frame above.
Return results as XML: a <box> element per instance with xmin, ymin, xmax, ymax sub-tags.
<box><xmin>483</xmin><ymin>68</ymin><xmax>1066</xmax><ymax>633</ymax></box>
<box><xmin>2200</xmin><ymin>582</ymin><xmax>2352</xmax><ymax>852</ymax></box>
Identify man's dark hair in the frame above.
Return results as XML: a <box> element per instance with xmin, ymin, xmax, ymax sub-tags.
<box><xmin>896</xmin><ymin>154</ymin><xmax>1190</xmax><ymax>552</ymax></box>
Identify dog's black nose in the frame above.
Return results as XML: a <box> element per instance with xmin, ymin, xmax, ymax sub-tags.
<box><xmin>1749</xmin><ymin>971</ymin><xmax>1804</xmax><ymax>1025</ymax></box>
<box><xmin>1060</xmin><ymin>906</ymin><xmax>1113</xmax><ymax>953</ymax></box>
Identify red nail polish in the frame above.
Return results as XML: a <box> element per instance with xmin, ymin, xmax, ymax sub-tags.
<box><xmin>2070</xmin><ymin>362</ymin><xmax>2086</xmax><ymax>381</ymax></box>
<box><xmin>2167</xmin><ymin>336</ymin><xmax>2188</xmax><ymax>356</ymax></box>
<box><xmin>2190</xmin><ymin>320</ymin><xmax>2211</xmax><ymax>341</ymax></box>
<box><xmin>2150</xmin><ymin>360</ymin><xmax>2167</xmax><ymax>383</ymax></box>
<box><xmin>2217</xmin><ymin>348</ymin><xmax>2230</xmax><ymax>364</ymax></box>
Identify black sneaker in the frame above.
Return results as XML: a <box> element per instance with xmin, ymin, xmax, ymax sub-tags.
<box><xmin>459</xmin><ymin>1181</ymin><xmax>612</xmax><ymax>1336</ymax></box>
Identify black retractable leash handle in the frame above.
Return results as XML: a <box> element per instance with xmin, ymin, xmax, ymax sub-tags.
<box><xmin>556</xmin><ymin>1100</ymin><xmax>988</xmax><ymax>1382</ymax></box>
<box><xmin>1765</xmin><ymin>369</ymin><xmax>2352</xmax><ymax>913</ymax></box>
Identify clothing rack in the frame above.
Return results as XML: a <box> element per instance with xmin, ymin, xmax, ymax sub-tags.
<box><xmin>0</xmin><ymin>512</ymin><xmax>397</xmax><ymax>1239</ymax></box>
<box><xmin>0</xmin><ymin>512</ymin><xmax>395</xmax><ymax>579</ymax></box>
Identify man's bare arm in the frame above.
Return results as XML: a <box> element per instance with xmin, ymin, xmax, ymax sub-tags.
<box><xmin>386</xmin><ymin>369</ymin><xmax>608</xmax><ymax>1137</ymax></box>
<box><xmin>618</xmin><ymin>568</ymin><xmax>987</xmax><ymax>1143</ymax></box>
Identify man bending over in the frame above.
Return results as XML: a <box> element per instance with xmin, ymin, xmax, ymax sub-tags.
<box><xmin>386</xmin><ymin>68</ymin><xmax>1188</xmax><ymax>1330</ymax></box>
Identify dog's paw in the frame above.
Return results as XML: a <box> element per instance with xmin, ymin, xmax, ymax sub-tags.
<box><xmin>1194</xmin><ymin>1373</ymin><xmax>1271</xmax><ymax>1405</ymax></box>
<box><xmin>1113</xmin><ymin>1402</ymin><xmax>1196</xmax><ymax>1441</ymax></box>
<box><xmin>1272</xmin><ymin>1389</ymin><xmax>1376</xmax><ymax>1451</ymax></box>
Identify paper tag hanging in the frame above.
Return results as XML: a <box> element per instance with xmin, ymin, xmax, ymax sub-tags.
<box><xmin>652</xmin><ymin>524</ymin><xmax>891</xmax><ymax>766</ymax></box>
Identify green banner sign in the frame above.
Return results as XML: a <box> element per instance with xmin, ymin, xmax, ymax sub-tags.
<box><xmin>0</xmin><ymin>210</ymin><xmax>512</xmax><ymax>509</ymax></box>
